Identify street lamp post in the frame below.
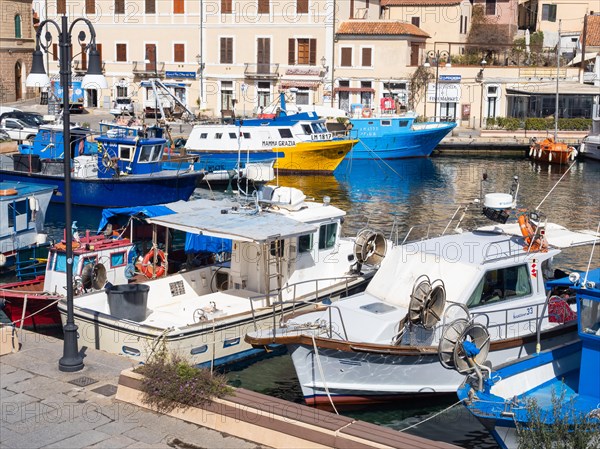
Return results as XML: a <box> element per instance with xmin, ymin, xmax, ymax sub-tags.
<box><xmin>477</xmin><ymin>59</ymin><xmax>487</xmax><ymax>129</ymax></box>
<box><xmin>26</xmin><ymin>15</ymin><xmax>107</xmax><ymax>372</ymax></box>
<box><xmin>424</xmin><ymin>50</ymin><xmax>451</xmax><ymax>122</ymax></box>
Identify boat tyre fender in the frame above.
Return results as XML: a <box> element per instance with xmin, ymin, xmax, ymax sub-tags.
<box><xmin>361</xmin><ymin>109</ymin><xmax>372</xmax><ymax>118</ymax></box>
<box><xmin>141</xmin><ymin>249</ymin><xmax>166</xmax><ymax>278</ymax></box>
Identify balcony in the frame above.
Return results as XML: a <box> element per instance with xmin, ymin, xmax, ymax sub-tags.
<box><xmin>73</xmin><ymin>60</ymin><xmax>105</xmax><ymax>76</ymax></box>
<box><xmin>132</xmin><ymin>61</ymin><xmax>166</xmax><ymax>78</ymax></box>
<box><xmin>244</xmin><ymin>63</ymin><xmax>279</xmax><ymax>80</ymax></box>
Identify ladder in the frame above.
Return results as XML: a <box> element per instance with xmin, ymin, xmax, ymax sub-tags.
<box><xmin>264</xmin><ymin>239</ymin><xmax>285</xmax><ymax>307</ymax></box>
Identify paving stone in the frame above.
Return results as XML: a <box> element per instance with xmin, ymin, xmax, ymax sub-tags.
<box><xmin>0</xmin><ymin>369</ymin><xmax>34</xmax><ymax>390</ymax></box>
<box><xmin>0</xmin><ymin>362</ymin><xmax>17</xmax><ymax>375</ymax></box>
<box><xmin>43</xmin><ymin>429</ymin><xmax>110</xmax><ymax>449</ymax></box>
<box><xmin>0</xmin><ymin>388</ymin><xmax>16</xmax><ymax>400</ymax></box>
<box><xmin>8</xmin><ymin>376</ymin><xmax>69</xmax><ymax>396</ymax></box>
<box><xmin>0</xmin><ymin>392</ymin><xmax>47</xmax><ymax>424</ymax></box>
<box><xmin>94</xmin><ymin>415</ymin><xmax>141</xmax><ymax>435</ymax></box>
<box><xmin>89</xmin><ymin>435</ymin><xmax>137</xmax><ymax>449</ymax></box>
<box><xmin>123</xmin><ymin>425</ymin><xmax>167</xmax><ymax>445</ymax></box>
<box><xmin>125</xmin><ymin>442</ymin><xmax>171</xmax><ymax>449</ymax></box>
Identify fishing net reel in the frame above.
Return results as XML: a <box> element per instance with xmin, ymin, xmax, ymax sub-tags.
<box><xmin>353</xmin><ymin>229</ymin><xmax>387</xmax><ymax>266</ymax></box>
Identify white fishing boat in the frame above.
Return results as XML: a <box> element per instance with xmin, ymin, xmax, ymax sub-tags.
<box><xmin>58</xmin><ymin>186</ymin><xmax>387</xmax><ymax>368</ymax></box>
<box><xmin>246</xmin><ymin>178</ymin><xmax>600</xmax><ymax>407</ymax></box>
<box><xmin>579</xmin><ymin>95</ymin><xmax>600</xmax><ymax>161</ymax></box>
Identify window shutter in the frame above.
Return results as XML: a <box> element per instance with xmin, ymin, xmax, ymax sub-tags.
<box><xmin>174</xmin><ymin>0</ymin><xmax>184</xmax><ymax>13</ymax></box>
<box><xmin>116</xmin><ymin>43</ymin><xmax>127</xmax><ymax>62</ymax></box>
<box><xmin>174</xmin><ymin>44</ymin><xmax>185</xmax><ymax>62</ymax></box>
<box><xmin>222</xmin><ymin>0</ymin><xmax>232</xmax><ymax>14</ymax></box>
<box><xmin>341</xmin><ymin>47</ymin><xmax>352</xmax><ymax>67</ymax></box>
<box><xmin>96</xmin><ymin>43</ymin><xmax>103</xmax><ymax>62</ymax></box>
<box><xmin>288</xmin><ymin>39</ymin><xmax>295</xmax><ymax>65</ymax></box>
<box><xmin>145</xmin><ymin>0</ymin><xmax>156</xmax><ymax>14</ymax></box>
<box><xmin>221</xmin><ymin>38</ymin><xmax>233</xmax><ymax>64</ymax></box>
<box><xmin>309</xmin><ymin>39</ymin><xmax>316</xmax><ymax>66</ymax></box>
<box><xmin>86</xmin><ymin>0</ymin><xmax>96</xmax><ymax>14</ymax></box>
<box><xmin>411</xmin><ymin>16</ymin><xmax>420</xmax><ymax>27</ymax></box>
<box><xmin>362</xmin><ymin>48</ymin><xmax>371</xmax><ymax>67</ymax></box>
<box><xmin>81</xmin><ymin>44</ymin><xmax>87</xmax><ymax>71</ymax></box>
<box><xmin>52</xmin><ymin>43</ymin><xmax>58</xmax><ymax>61</ymax></box>
<box><xmin>58</xmin><ymin>0</ymin><xmax>66</xmax><ymax>14</ymax></box>
<box><xmin>115</xmin><ymin>0</ymin><xmax>125</xmax><ymax>14</ymax></box>
<box><xmin>258</xmin><ymin>0</ymin><xmax>269</xmax><ymax>14</ymax></box>
<box><xmin>297</xmin><ymin>0</ymin><xmax>308</xmax><ymax>14</ymax></box>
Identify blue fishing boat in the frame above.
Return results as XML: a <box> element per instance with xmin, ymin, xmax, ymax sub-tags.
<box><xmin>347</xmin><ymin>115</ymin><xmax>456</xmax><ymax>159</ymax></box>
<box><xmin>454</xmin><ymin>268</ymin><xmax>600</xmax><ymax>449</ymax></box>
<box><xmin>0</xmin><ymin>123</ymin><xmax>203</xmax><ymax>208</ymax></box>
<box><xmin>0</xmin><ymin>181</ymin><xmax>55</xmax><ymax>276</ymax></box>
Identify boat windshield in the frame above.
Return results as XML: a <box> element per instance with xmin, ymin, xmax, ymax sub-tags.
<box><xmin>138</xmin><ymin>144</ymin><xmax>163</xmax><ymax>163</ymax></box>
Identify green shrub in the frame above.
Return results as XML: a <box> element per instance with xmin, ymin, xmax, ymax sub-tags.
<box><xmin>136</xmin><ymin>350</ymin><xmax>233</xmax><ymax>413</ymax></box>
<box><xmin>485</xmin><ymin>117</ymin><xmax>496</xmax><ymax>129</ymax></box>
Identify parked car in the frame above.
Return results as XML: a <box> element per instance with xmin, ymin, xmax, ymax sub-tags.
<box><xmin>0</xmin><ymin>111</ymin><xmax>46</xmax><ymax>128</ymax></box>
<box><xmin>0</xmin><ymin>129</ymin><xmax>10</xmax><ymax>141</ymax></box>
<box><xmin>110</xmin><ymin>98</ymin><xmax>135</xmax><ymax>115</ymax></box>
<box><xmin>0</xmin><ymin>106</ymin><xmax>21</xmax><ymax>115</ymax></box>
<box><xmin>0</xmin><ymin>118</ymin><xmax>38</xmax><ymax>141</ymax></box>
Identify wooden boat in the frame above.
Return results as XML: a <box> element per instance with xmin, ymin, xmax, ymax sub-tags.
<box><xmin>528</xmin><ymin>137</ymin><xmax>577</xmax><ymax>164</ymax></box>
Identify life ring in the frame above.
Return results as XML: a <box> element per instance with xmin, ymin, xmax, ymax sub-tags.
<box><xmin>141</xmin><ymin>248</ymin><xmax>166</xmax><ymax>278</ymax></box>
<box><xmin>361</xmin><ymin>109</ymin><xmax>372</xmax><ymax>118</ymax></box>
<box><xmin>0</xmin><ymin>189</ymin><xmax>18</xmax><ymax>196</ymax></box>
<box><xmin>518</xmin><ymin>213</ymin><xmax>548</xmax><ymax>252</ymax></box>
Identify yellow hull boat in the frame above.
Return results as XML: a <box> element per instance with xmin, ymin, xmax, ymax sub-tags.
<box><xmin>273</xmin><ymin>139</ymin><xmax>357</xmax><ymax>174</ymax></box>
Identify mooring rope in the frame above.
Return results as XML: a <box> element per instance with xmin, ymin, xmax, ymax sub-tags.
<box><xmin>398</xmin><ymin>399</ymin><xmax>465</xmax><ymax>432</ymax></box>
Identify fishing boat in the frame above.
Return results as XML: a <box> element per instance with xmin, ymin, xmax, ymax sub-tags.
<box><xmin>0</xmin><ymin>181</ymin><xmax>55</xmax><ymax>277</ymax></box>
<box><xmin>245</xmin><ymin>177</ymin><xmax>600</xmax><ymax>407</ymax></box>
<box><xmin>454</xmin><ymin>268</ymin><xmax>600</xmax><ymax>449</ymax></box>
<box><xmin>579</xmin><ymin>97</ymin><xmax>600</xmax><ymax>161</ymax></box>
<box><xmin>528</xmin><ymin>22</ymin><xmax>578</xmax><ymax>165</ymax></box>
<box><xmin>184</xmin><ymin>95</ymin><xmax>356</xmax><ymax>174</ymax></box>
<box><xmin>0</xmin><ymin>123</ymin><xmax>204</xmax><ymax>207</ymax></box>
<box><xmin>346</xmin><ymin>114</ymin><xmax>456</xmax><ymax>159</ymax></box>
<box><xmin>58</xmin><ymin>186</ymin><xmax>387</xmax><ymax>368</ymax></box>
<box><xmin>1</xmin><ymin>230</ymin><xmax>135</xmax><ymax>329</ymax></box>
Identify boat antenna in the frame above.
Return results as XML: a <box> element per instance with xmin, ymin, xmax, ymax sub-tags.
<box><xmin>554</xmin><ymin>20</ymin><xmax>561</xmax><ymax>141</ymax></box>
<box><xmin>582</xmin><ymin>220</ymin><xmax>600</xmax><ymax>288</ymax></box>
<box><xmin>535</xmin><ymin>159</ymin><xmax>576</xmax><ymax>211</ymax></box>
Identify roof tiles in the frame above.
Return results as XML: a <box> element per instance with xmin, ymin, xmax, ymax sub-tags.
<box><xmin>584</xmin><ymin>15</ymin><xmax>600</xmax><ymax>47</ymax></box>
<box><xmin>337</xmin><ymin>21</ymin><xmax>430</xmax><ymax>38</ymax></box>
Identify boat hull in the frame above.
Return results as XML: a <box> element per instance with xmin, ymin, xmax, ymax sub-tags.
<box><xmin>0</xmin><ymin>170</ymin><xmax>203</xmax><ymax>207</ymax></box>
<box><xmin>348</xmin><ymin>119</ymin><xmax>456</xmax><ymax>159</ymax></box>
<box><xmin>1</xmin><ymin>277</ymin><xmax>61</xmax><ymax>328</ymax></box>
<box><xmin>529</xmin><ymin>138</ymin><xmax>577</xmax><ymax>165</ymax></box>
<box><xmin>286</xmin><ymin>325</ymin><xmax>577</xmax><ymax>407</ymax></box>
<box><xmin>580</xmin><ymin>135</ymin><xmax>600</xmax><ymax>161</ymax></box>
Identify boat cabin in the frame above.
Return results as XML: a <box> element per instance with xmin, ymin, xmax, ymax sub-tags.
<box><xmin>96</xmin><ymin>123</ymin><xmax>167</xmax><ymax>178</ymax></box>
<box><xmin>18</xmin><ymin>124</ymin><xmax>95</xmax><ymax>160</ymax></box>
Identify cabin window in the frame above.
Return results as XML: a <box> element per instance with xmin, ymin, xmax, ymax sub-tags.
<box><xmin>47</xmin><ymin>252</ymin><xmax>55</xmax><ymax>271</ymax></box>
<box><xmin>110</xmin><ymin>251</ymin><xmax>127</xmax><ymax>268</ymax></box>
<box><xmin>580</xmin><ymin>298</ymin><xmax>600</xmax><ymax>335</ymax></box>
<box><xmin>200</xmin><ymin>133</ymin><xmax>208</xmax><ymax>139</ymax></box>
<box><xmin>467</xmin><ymin>264</ymin><xmax>532</xmax><ymax>308</ymax></box>
<box><xmin>55</xmin><ymin>254</ymin><xmax>79</xmax><ymax>274</ymax></box>
<box><xmin>301</xmin><ymin>124</ymin><xmax>312</xmax><ymax>134</ymax></box>
<box><xmin>298</xmin><ymin>234</ymin><xmax>313</xmax><ymax>253</ymax></box>
<box><xmin>215</xmin><ymin>133</ymin><xmax>223</xmax><ymax>139</ymax></box>
<box><xmin>138</xmin><ymin>144</ymin><xmax>162</xmax><ymax>163</ymax></box>
<box><xmin>270</xmin><ymin>239</ymin><xmax>284</xmax><ymax>257</ymax></box>
<box><xmin>119</xmin><ymin>145</ymin><xmax>134</xmax><ymax>161</ymax></box>
<box><xmin>381</xmin><ymin>120</ymin><xmax>391</xmax><ymax>126</ymax></box>
<box><xmin>243</xmin><ymin>132</ymin><xmax>251</xmax><ymax>139</ymax></box>
<box><xmin>7</xmin><ymin>199</ymin><xmax>29</xmax><ymax>229</ymax></box>
<box><xmin>229</xmin><ymin>133</ymin><xmax>237</xmax><ymax>139</ymax></box>
<box><xmin>399</xmin><ymin>120</ymin><xmax>409</xmax><ymax>127</ymax></box>
<box><xmin>318</xmin><ymin>223</ymin><xmax>337</xmax><ymax>250</ymax></box>
<box><xmin>278</xmin><ymin>129</ymin><xmax>293</xmax><ymax>138</ymax></box>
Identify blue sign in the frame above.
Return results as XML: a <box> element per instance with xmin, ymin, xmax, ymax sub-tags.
<box><xmin>165</xmin><ymin>71</ymin><xmax>196</xmax><ymax>79</ymax></box>
<box><xmin>439</xmin><ymin>75</ymin><xmax>461</xmax><ymax>81</ymax></box>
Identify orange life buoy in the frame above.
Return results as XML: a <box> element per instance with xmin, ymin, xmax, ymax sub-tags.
<box><xmin>0</xmin><ymin>189</ymin><xmax>18</xmax><ymax>196</ymax></box>
<box><xmin>141</xmin><ymin>248</ymin><xmax>166</xmax><ymax>278</ymax></box>
<box><xmin>362</xmin><ymin>109</ymin><xmax>372</xmax><ymax>118</ymax></box>
<box><xmin>517</xmin><ymin>214</ymin><xmax>548</xmax><ymax>252</ymax></box>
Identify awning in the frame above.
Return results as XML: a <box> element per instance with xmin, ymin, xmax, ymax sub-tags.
<box><xmin>280</xmin><ymin>81</ymin><xmax>321</xmax><ymax>89</ymax></box>
<box><xmin>567</xmin><ymin>52</ymin><xmax>599</xmax><ymax>66</ymax></box>
<box><xmin>334</xmin><ymin>87</ymin><xmax>375</xmax><ymax>94</ymax></box>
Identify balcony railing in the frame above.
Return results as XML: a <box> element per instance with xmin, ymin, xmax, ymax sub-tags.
<box><xmin>73</xmin><ymin>60</ymin><xmax>105</xmax><ymax>75</ymax></box>
<box><xmin>132</xmin><ymin>61</ymin><xmax>166</xmax><ymax>77</ymax></box>
<box><xmin>244</xmin><ymin>63</ymin><xmax>279</xmax><ymax>79</ymax></box>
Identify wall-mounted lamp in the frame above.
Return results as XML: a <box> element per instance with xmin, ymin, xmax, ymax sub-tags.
<box><xmin>321</xmin><ymin>56</ymin><xmax>329</xmax><ymax>74</ymax></box>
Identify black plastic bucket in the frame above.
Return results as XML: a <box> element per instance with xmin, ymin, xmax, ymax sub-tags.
<box><xmin>106</xmin><ymin>284</ymin><xmax>150</xmax><ymax>322</ymax></box>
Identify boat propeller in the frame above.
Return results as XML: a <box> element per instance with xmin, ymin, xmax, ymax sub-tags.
<box><xmin>353</xmin><ymin>229</ymin><xmax>387</xmax><ymax>266</ymax></box>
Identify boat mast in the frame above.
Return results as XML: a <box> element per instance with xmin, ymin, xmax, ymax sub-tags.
<box><xmin>554</xmin><ymin>20</ymin><xmax>561</xmax><ymax>141</ymax></box>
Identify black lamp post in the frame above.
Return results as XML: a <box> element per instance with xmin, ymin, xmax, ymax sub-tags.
<box><xmin>26</xmin><ymin>15</ymin><xmax>107</xmax><ymax>372</ymax></box>
<box><xmin>424</xmin><ymin>49</ymin><xmax>451</xmax><ymax>122</ymax></box>
<box><xmin>477</xmin><ymin>58</ymin><xmax>487</xmax><ymax>129</ymax></box>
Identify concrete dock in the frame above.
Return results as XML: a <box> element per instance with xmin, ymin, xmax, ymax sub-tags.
<box><xmin>1</xmin><ymin>330</ymin><xmax>460</xmax><ymax>449</ymax></box>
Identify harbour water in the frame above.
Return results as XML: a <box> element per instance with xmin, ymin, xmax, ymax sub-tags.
<box><xmin>9</xmin><ymin>154</ymin><xmax>600</xmax><ymax>448</ymax></box>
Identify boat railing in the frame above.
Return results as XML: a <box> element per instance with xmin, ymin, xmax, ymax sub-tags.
<box><xmin>245</xmin><ymin>275</ymin><xmax>360</xmax><ymax>337</ymax></box>
<box><xmin>481</xmin><ymin>237</ymin><xmax>526</xmax><ymax>264</ymax></box>
<box><xmin>398</xmin><ymin>205</ymin><xmax>473</xmax><ymax>245</ymax></box>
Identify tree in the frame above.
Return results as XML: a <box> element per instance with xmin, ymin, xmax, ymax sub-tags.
<box><xmin>408</xmin><ymin>66</ymin><xmax>433</xmax><ymax>112</ymax></box>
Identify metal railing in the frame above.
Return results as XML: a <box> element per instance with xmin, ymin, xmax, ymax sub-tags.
<box><xmin>132</xmin><ymin>61</ymin><xmax>165</xmax><ymax>76</ymax></box>
<box><xmin>244</xmin><ymin>63</ymin><xmax>279</xmax><ymax>79</ymax></box>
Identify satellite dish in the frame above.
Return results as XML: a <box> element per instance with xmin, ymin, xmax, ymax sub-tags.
<box><xmin>81</xmin><ymin>263</ymin><xmax>108</xmax><ymax>291</ymax></box>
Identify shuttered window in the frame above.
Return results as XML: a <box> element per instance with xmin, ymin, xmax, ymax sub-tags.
<box><xmin>341</xmin><ymin>47</ymin><xmax>352</xmax><ymax>67</ymax></box>
<box><xmin>222</xmin><ymin>0</ymin><xmax>232</xmax><ymax>14</ymax></box>
<box><xmin>174</xmin><ymin>44</ymin><xmax>185</xmax><ymax>62</ymax></box>
<box><xmin>411</xmin><ymin>16</ymin><xmax>420</xmax><ymax>27</ymax></box>
<box><xmin>115</xmin><ymin>0</ymin><xmax>125</xmax><ymax>14</ymax></box>
<box><xmin>52</xmin><ymin>43</ymin><xmax>58</xmax><ymax>61</ymax></box>
<box><xmin>116</xmin><ymin>43</ymin><xmax>127</xmax><ymax>62</ymax></box>
<box><xmin>86</xmin><ymin>0</ymin><xmax>96</xmax><ymax>14</ymax></box>
<box><xmin>297</xmin><ymin>0</ymin><xmax>308</xmax><ymax>13</ymax></box>
<box><xmin>220</xmin><ymin>38</ymin><xmax>233</xmax><ymax>64</ymax></box>
<box><xmin>81</xmin><ymin>45</ymin><xmax>87</xmax><ymax>71</ymax></box>
<box><xmin>174</xmin><ymin>0</ymin><xmax>184</xmax><ymax>13</ymax></box>
<box><xmin>362</xmin><ymin>47</ymin><xmax>372</xmax><ymax>67</ymax></box>
<box><xmin>96</xmin><ymin>43</ymin><xmax>103</xmax><ymax>62</ymax></box>
<box><xmin>289</xmin><ymin>38</ymin><xmax>317</xmax><ymax>65</ymax></box>
<box><xmin>145</xmin><ymin>0</ymin><xmax>156</xmax><ymax>13</ymax></box>
<box><xmin>258</xmin><ymin>0</ymin><xmax>269</xmax><ymax>14</ymax></box>
<box><xmin>58</xmin><ymin>0</ymin><xmax>66</xmax><ymax>14</ymax></box>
